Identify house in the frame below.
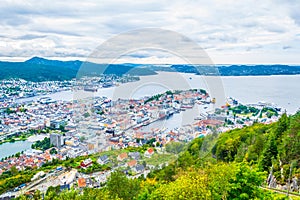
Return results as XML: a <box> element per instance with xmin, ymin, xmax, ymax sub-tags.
<box><xmin>128</xmin><ymin>152</ymin><xmax>140</xmax><ymax>160</ymax></box>
<box><xmin>60</xmin><ymin>184</ymin><xmax>70</xmax><ymax>191</ymax></box>
<box><xmin>133</xmin><ymin>164</ymin><xmax>145</xmax><ymax>174</ymax></box>
<box><xmin>126</xmin><ymin>160</ymin><xmax>137</xmax><ymax>168</ymax></box>
<box><xmin>80</xmin><ymin>158</ymin><xmax>93</xmax><ymax>168</ymax></box>
<box><xmin>144</xmin><ymin>148</ymin><xmax>154</xmax><ymax>158</ymax></box>
<box><xmin>78</xmin><ymin>177</ymin><xmax>86</xmax><ymax>188</ymax></box>
<box><xmin>97</xmin><ymin>155</ymin><xmax>110</xmax><ymax>165</ymax></box>
<box><xmin>117</xmin><ymin>152</ymin><xmax>128</xmax><ymax>161</ymax></box>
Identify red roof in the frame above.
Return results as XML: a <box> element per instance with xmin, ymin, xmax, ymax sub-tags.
<box><xmin>118</xmin><ymin>152</ymin><xmax>128</xmax><ymax>160</ymax></box>
<box><xmin>78</xmin><ymin>178</ymin><xmax>86</xmax><ymax>188</ymax></box>
<box><xmin>127</xmin><ymin>160</ymin><xmax>137</xmax><ymax>167</ymax></box>
<box><xmin>147</xmin><ymin>148</ymin><xmax>154</xmax><ymax>154</ymax></box>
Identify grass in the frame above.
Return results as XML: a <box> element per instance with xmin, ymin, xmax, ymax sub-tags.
<box><xmin>144</xmin><ymin>153</ymin><xmax>176</xmax><ymax>166</ymax></box>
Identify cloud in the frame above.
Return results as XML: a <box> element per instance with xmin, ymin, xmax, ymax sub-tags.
<box><xmin>16</xmin><ymin>34</ymin><xmax>47</xmax><ymax>40</ymax></box>
<box><xmin>0</xmin><ymin>0</ymin><xmax>299</xmax><ymax>64</ymax></box>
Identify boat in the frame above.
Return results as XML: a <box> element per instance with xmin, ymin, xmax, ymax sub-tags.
<box><xmin>181</xmin><ymin>105</ymin><xmax>193</xmax><ymax>109</ymax></box>
<box><xmin>84</xmin><ymin>87</ymin><xmax>98</xmax><ymax>92</ymax></box>
<box><xmin>211</xmin><ymin>98</ymin><xmax>216</xmax><ymax>104</ymax></box>
<box><xmin>194</xmin><ymin>116</ymin><xmax>203</xmax><ymax>120</ymax></box>
<box><xmin>142</xmin><ymin>121</ymin><xmax>151</xmax><ymax>126</ymax></box>
<box><xmin>102</xmin><ymin>83</ymin><xmax>113</xmax><ymax>88</ymax></box>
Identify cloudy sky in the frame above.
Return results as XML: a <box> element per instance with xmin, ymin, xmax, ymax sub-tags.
<box><xmin>0</xmin><ymin>0</ymin><xmax>300</xmax><ymax>64</ymax></box>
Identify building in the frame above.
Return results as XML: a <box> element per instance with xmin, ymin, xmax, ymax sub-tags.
<box><xmin>80</xmin><ymin>158</ymin><xmax>93</xmax><ymax>168</ymax></box>
<box><xmin>78</xmin><ymin>177</ymin><xmax>86</xmax><ymax>188</ymax></box>
<box><xmin>97</xmin><ymin>155</ymin><xmax>110</xmax><ymax>165</ymax></box>
<box><xmin>128</xmin><ymin>152</ymin><xmax>140</xmax><ymax>160</ymax></box>
<box><xmin>127</xmin><ymin>160</ymin><xmax>137</xmax><ymax>168</ymax></box>
<box><xmin>50</xmin><ymin>133</ymin><xmax>64</xmax><ymax>148</ymax></box>
<box><xmin>117</xmin><ymin>152</ymin><xmax>128</xmax><ymax>162</ymax></box>
<box><xmin>133</xmin><ymin>164</ymin><xmax>145</xmax><ymax>174</ymax></box>
<box><xmin>144</xmin><ymin>148</ymin><xmax>154</xmax><ymax>158</ymax></box>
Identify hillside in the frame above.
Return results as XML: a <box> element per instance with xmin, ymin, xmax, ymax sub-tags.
<box><xmin>0</xmin><ymin>57</ymin><xmax>157</xmax><ymax>82</ymax></box>
<box><xmin>170</xmin><ymin>64</ymin><xmax>300</xmax><ymax>76</ymax></box>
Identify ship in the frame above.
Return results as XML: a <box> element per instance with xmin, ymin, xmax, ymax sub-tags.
<box><xmin>211</xmin><ymin>97</ymin><xmax>216</xmax><ymax>104</ymax></box>
<box><xmin>84</xmin><ymin>87</ymin><xmax>98</xmax><ymax>92</ymax></box>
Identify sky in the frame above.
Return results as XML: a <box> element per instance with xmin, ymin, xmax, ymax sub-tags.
<box><xmin>0</xmin><ymin>0</ymin><xmax>300</xmax><ymax>64</ymax></box>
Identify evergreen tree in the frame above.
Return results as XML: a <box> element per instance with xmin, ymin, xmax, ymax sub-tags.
<box><xmin>259</xmin><ymin>134</ymin><xmax>278</xmax><ymax>171</ymax></box>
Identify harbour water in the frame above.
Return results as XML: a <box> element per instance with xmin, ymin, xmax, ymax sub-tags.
<box><xmin>6</xmin><ymin>73</ymin><xmax>300</xmax><ymax>158</ymax></box>
<box><xmin>0</xmin><ymin>140</ymin><xmax>32</xmax><ymax>159</ymax></box>
<box><xmin>18</xmin><ymin>73</ymin><xmax>300</xmax><ymax>114</ymax></box>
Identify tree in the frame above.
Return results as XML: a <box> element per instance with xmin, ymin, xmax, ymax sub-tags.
<box><xmin>275</xmin><ymin>113</ymin><xmax>289</xmax><ymax>139</ymax></box>
<box><xmin>227</xmin><ymin>162</ymin><xmax>265</xmax><ymax>199</ymax></box>
<box><xmin>178</xmin><ymin>151</ymin><xmax>194</xmax><ymax>169</ymax></box>
<box><xmin>259</xmin><ymin>134</ymin><xmax>278</xmax><ymax>171</ymax></box>
<box><xmin>207</xmin><ymin>163</ymin><xmax>235</xmax><ymax>199</ymax></box>
<box><xmin>187</xmin><ymin>137</ymin><xmax>203</xmax><ymax>156</ymax></box>
<box><xmin>45</xmin><ymin>186</ymin><xmax>61</xmax><ymax>200</ymax></box>
<box><xmin>10</xmin><ymin>165</ymin><xmax>18</xmax><ymax>175</ymax></box>
<box><xmin>165</xmin><ymin>142</ymin><xmax>185</xmax><ymax>155</ymax></box>
<box><xmin>50</xmin><ymin>148</ymin><xmax>58</xmax><ymax>155</ymax></box>
<box><xmin>33</xmin><ymin>190</ymin><xmax>41</xmax><ymax>200</ymax></box>
<box><xmin>83</xmin><ymin>112</ymin><xmax>90</xmax><ymax>118</ymax></box>
<box><xmin>106</xmin><ymin>171</ymin><xmax>140</xmax><ymax>200</ymax></box>
<box><xmin>149</xmin><ymin>169</ymin><xmax>211</xmax><ymax>199</ymax></box>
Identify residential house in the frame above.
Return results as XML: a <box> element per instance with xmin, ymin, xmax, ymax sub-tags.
<box><xmin>128</xmin><ymin>152</ymin><xmax>140</xmax><ymax>160</ymax></box>
<box><xmin>80</xmin><ymin>158</ymin><xmax>93</xmax><ymax>168</ymax></box>
<box><xmin>126</xmin><ymin>160</ymin><xmax>137</xmax><ymax>168</ymax></box>
<box><xmin>133</xmin><ymin>164</ymin><xmax>145</xmax><ymax>174</ymax></box>
<box><xmin>78</xmin><ymin>177</ymin><xmax>86</xmax><ymax>188</ymax></box>
<box><xmin>97</xmin><ymin>155</ymin><xmax>110</xmax><ymax>165</ymax></box>
<box><xmin>117</xmin><ymin>152</ymin><xmax>128</xmax><ymax>162</ymax></box>
<box><xmin>144</xmin><ymin>148</ymin><xmax>154</xmax><ymax>158</ymax></box>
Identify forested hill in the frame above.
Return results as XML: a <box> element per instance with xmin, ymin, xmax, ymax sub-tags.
<box><xmin>212</xmin><ymin>111</ymin><xmax>300</xmax><ymax>172</ymax></box>
<box><xmin>0</xmin><ymin>57</ymin><xmax>157</xmax><ymax>82</ymax></box>
<box><xmin>1</xmin><ymin>57</ymin><xmax>300</xmax><ymax>81</ymax></box>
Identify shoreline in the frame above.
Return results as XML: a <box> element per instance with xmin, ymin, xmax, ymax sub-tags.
<box><xmin>0</xmin><ymin>134</ymin><xmax>48</xmax><ymax>146</ymax></box>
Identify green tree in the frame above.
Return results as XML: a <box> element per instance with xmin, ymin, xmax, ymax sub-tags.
<box><xmin>227</xmin><ymin>162</ymin><xmax>265</xmax><ymax>199</ymax></box>
<box><xmin>10</xmin><ymin>165</ymin><xmax>18</xmax><ymax>175</ymax></box>
<box><xmin>275</xmin><ymin>113</ymin><xmax>289</xmax><ymax>139</ymax></box>
<box><xmin>149</xmin><ymin>169</ymin><xmax>211</xmax><ymax>199</ymax></box>
<box><xmin>165</xmin><ymin>142</ymin><xmax>185</xmax><ymax>155</ymax></box>
<box><xmin>106</xmin><ymin>171</ymin><xmax>140</xmax><ymax>200</ymax></box>
<box><xmin>259</xmin><ymin>134</ymin><xmax>278</xmax><ymax>171</ymax></box>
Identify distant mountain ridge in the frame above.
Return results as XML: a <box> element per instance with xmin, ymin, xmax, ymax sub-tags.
<box><xmin>25</xmin><ymin>56</ymin><xmax>82</xmax><ymax>70</ymax></box>
<box><xmin>0</xmin><ymin>57</ymin><xmax>300</xmax><ymax>81</ymax></box>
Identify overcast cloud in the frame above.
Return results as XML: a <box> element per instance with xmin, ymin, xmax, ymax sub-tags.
<box><xmin>0</xmin><ymin>0</ymin><xmax>299</xmax><ymax>64</ymax></box>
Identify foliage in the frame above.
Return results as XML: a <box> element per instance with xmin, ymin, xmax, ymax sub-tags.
<box><xmin>31</xmin><ymin>137</ymin><xmax>52</xmax><ymax>150</ymax></box>
<box><xmin>148</xmin><ymin>169</ymin><xmax>211</xmax><ymax>199</ymax></box>
<box><xmin>165</xmin><ymin>142</ymin><xmax>186</xmax><ymax>155</ymax></box>
<box><xmin>106</xmin><ymin>171</ymin><xmax>141</xmax><ymax>200</ymax></box>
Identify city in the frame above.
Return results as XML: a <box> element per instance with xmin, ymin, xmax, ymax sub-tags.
<box><xmin>0</xmin><ymin>77</ymin><xmax>284</xmax><ymax>198</ymax></box>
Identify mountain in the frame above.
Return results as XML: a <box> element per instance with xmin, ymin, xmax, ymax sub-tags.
<box><xmin>0</xmin><ymin>57</ymin><xmax>300</xmax><ymax>81</ymax></box>
<box><xmin>0</xmin><ymin>59</ymin><xmax>78</xmax><ymax>82</ymax></box>
<box><xmin>0</xmin><ymin>57</ymin><xmax>157</xmax><ymax>81</ymax></box>
<box><xmin>170</xmin><ymin>64</ymin><xmax>300</xmax><ymax>76</ymax></box>
<box><xmin>25</xmin><ymin>56</ymin><xmax>82</xmax><ymax>70</ymax></box>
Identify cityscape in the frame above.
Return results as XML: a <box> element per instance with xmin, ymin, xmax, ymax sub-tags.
<box><xmin>0</xmin><ymin>75</ymin><xmax>285</xmax><ymax>198</ymax></box>
<box><xmin>1</xmin><ymin>0</ymin><xmax>300</xmax><ymax>199</ymax></box>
